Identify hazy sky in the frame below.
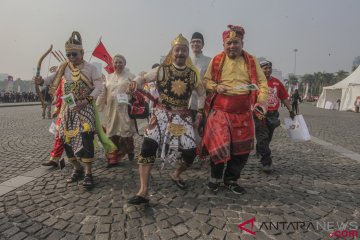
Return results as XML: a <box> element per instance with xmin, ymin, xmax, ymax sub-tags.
<box><xmin>0</xmin><ymin>0</ymin><xmax>359</xmax><ymax>80</ymax></box>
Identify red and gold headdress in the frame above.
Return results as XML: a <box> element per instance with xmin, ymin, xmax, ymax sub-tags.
<box><xmin>222</xmin><ymin>24</ymin><xmax>245</xmax><ymax>42</ymax></box>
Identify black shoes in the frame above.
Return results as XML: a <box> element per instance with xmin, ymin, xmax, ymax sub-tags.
<box><xmin>128</xmin><ymin>195</ymin><xmax>149</xmax><ymax>205</ymax></box>
<box><xmin>171</xmin><ymin>178</ymin><xmax>187</xmax><ymax>190</ymax></box>
<box><xmin>262</xmin><ymin>164</ymin><xmax>273</xmax><ymax>173</ymax></box>
<box><xmin>207</xmin><ymin>182</ymin><xmax>220</xmax><ymax>192</ymax></box>
<box><xmin>208</xmin><ymin>181</ymin><xmax>245</xmax><ymax>195</ymax></box>
<box><xmin>224</xmin><ymin>182</ymin><xmax>245</xmax><ymax>195</ymax></box>
<box><xmin>41</xmin><ymin>161</ymin><xmax>58</xmax><ymax>167</ymax></box>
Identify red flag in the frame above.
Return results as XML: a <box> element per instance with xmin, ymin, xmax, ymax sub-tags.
<box><xmin>92</xmin><ymin>41</ymin><xmax>114</xmax><ymax>74</ymax></box>
<box><xmin>104</xmin><ymin>64</ymin><xmax>114</xmax><ymax>74</ymax></box>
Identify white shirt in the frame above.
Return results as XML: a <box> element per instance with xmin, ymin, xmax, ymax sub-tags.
<box><xmin>44</xmin><ymin>61</ymin><xmax>103</xmax><ymax>99</ymax></box>
<box><xmin>189</xmin><ymin>52</ymin><xmax>211</xmax><ymax>110</ymax></box>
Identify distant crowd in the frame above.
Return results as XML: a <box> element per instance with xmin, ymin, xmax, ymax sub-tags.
<box><xmin>0</xmin><ymin>91</ymin><xmax>39</xmax><ymax>103</ymax></box>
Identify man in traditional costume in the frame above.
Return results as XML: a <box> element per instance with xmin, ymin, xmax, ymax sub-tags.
<box><xmin>34</xmin><ymin>31</ymin><xmax>103</xmax><ymax>188</ymax></box>
<box><xmin>128</xmin><ymin>34</ymin><xmax>206</xmax><ymax>204</ymax></box>
<box><xmin>255</xmin><ymin>60</ymin><xmax>294</xmax><ymax>172</ymax></box>
<box><xmin>202</xmin><ymin>25</ymin><xmax>268</xmax><ymax>194</ymax></box>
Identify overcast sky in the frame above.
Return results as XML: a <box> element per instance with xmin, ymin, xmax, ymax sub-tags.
<box><xmin>0</xmin><ymin>0</ymin><xmax>359</xmax><ymax>79</ymax></box>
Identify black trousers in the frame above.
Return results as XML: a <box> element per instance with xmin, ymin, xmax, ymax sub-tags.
<box><xmin>64</xmin><ymin>132</ymin><xmax>95</xmax><ymax>160</ymax></box>
<box><xmin>254</xmin><ymin>111</ymin><xmax>280</xmax><ymax>166</ymax></box>
<box><xmin>292</xmin><ymin>102</ymin><xmax>299</xmax><ymax>114</ymax></box>
<box><xmin>210</xmin><ymin>154</ymin><xmax>249</xmax><ymax>182</ymax></box>
<box><xmin>139</xmin><ymin>137</ymin><xmax>196</xmax><ymax>166</ymax></box>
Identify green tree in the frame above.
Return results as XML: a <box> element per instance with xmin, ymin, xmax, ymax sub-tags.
<box><xmin>334</xmin><ymin>70</ymin><xmax>349</xmax><ymax>83</ymax></box>
<box><xmin>301</xmin><ymin>74</ymin><xmax>315</xmax><ymax>96</ymax></box>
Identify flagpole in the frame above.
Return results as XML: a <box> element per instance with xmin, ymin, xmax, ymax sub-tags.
<box><xmin>88</xmin><ymin>36</ymin><xmax>102</xmax><ymax>62</ymax></box>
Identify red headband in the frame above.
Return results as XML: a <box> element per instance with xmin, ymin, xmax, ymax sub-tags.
<box><xmin>222</xmin><ymin>24</ymin><xmax>245</xmax><ymax>42</ymax></box>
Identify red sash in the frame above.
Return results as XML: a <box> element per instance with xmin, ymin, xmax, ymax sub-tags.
<box><xmin>213</xmin><ymin>94</ymin><xmax>251</xmax><ymax>113</ymax></box>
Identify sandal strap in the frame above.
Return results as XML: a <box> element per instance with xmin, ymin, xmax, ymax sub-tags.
<box><xmin>83</xmin><ymin>174</ymin><xmax>94</xmax><ymax>185</ymax></box>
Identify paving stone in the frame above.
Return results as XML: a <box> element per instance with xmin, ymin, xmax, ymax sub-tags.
<box><xmin>46</xmin><ymin>230</ymin><xmax>66</xmax><ymax>240</ymax></box>
<box><xmin>53</xmin><ymin>220</ymin><xmax>69</xmax><ymax>230</ymax></box>
<box><xmin>142</xmin><ymin>223</ymin><xmax>157</xmax><ymax>236</ymax></box>
<box><xmin>0</xmin><ymin>105</ymin><xmax>360</xmax><ymax>239</ymax></box>
<box><xmin>187</xmin><ymin>229</ymin><xmax>201</xmax><ymax>239</ymax></box>
<box><xmin>111</xmin><ymin>222</ymin><xmax>124</xmax><ymax>232</ymax></box>
<box><xmin>110</xmin><ymin>232</ymin><xmax>125</xmax><ymax>240</ymax></box>
<box><xmin>95</xmin><ymin>233</ymin><xmax>109</xmax><ymax>240</ymax></box>
<box><xmin>34</xmin><ymin>226</ymin><xmax>53</xmax><ymax>239</ymax></box>
<box><xmin>172</xmin><ymin>224</ymin><xmax>188</xmax><ymax>236</ymax></box>
<box><xmin>2</xmin><ymin>226</ymin><xmax>20</xmax><ymax>238</ymax></box>
<box><xmin>167</xmin><ymin>215</ymin><xmax>183</xmax><ymax>226</ymax></box>
<box><xmin>8</xmin><ymin>231</ymin><xmax>28</xmax><ymax>240</ymax></box>
<box><xmin>127</xmin><ymin>228</ymin><xmax>143</xmax><ymax>239</ymax></box>
<box><xmin>43</xmin><ymin>217</ymin><xmax>58</xmax><ymax>227</ymax></box>
<box><xmin>24</xmin><ymin>223</ymin><xmax>42</xmax><ymax>234</ymax></box>
<box><xmin>158</xmin><ymin>229</ymin><xmax>176</xmax><ymax>240</ymax></box>
<box><xmin>60</xmin><ymin>233</ymin><xmax>79</xmax><ymax>240</ymax></box>
<box><xmin>208</xmin><ymin>217</ymin><xmax>226</xmax><ymax>229</ymax></box>
<box><xmin>65</xmin><ymin>223</ymin><xmax>82</xmax><ymax>234</ymax></box>
<box><xmin>80</xmin><ymin>224</ymin><xmax>95</xmax><ymax>234</ymax></box>
<box><xmin>210</xmin><ymin>228</ymin><xmax>227</xmax><ymax>240</ymax></box>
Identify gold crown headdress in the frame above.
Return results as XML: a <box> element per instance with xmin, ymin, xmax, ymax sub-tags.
<box><xmin>65</xmin><ymin>31</ymin><xmax>83</xmax><ymax>51</ymax></box>
<box><xmin>161</xmin><ymin>34</ymin><xmax>200</xmax><ymax>86</ymax></box>
<box><xmin>171</xmin><ymin>34</ymin><xmax>189</xmax><ymax>48</ymax></box>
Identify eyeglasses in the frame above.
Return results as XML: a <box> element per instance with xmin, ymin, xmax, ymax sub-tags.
<box><xmin>190</xmin><ymin>39</ymin><xmax>202</xmax><ymax>44</ymax></box>
<box><xmin>66</xmin><ymin>52</ymin><xmax>78</xmax><ymax>58</ymax></box>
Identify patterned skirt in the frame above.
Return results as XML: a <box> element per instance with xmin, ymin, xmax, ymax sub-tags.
<box><xmin>202</xmin><ymin>109</ymin><xmax>254</xmax><ymax>165</ymax></box>
<box><xmin>145</xmin><ymin>108</ymin><xmax>196</xmax><ymax>166</ymax></box>
<box><xmin>59</xmin><ymin>104</ymin><xmax>96</xmax><ymax>156</ymax></box>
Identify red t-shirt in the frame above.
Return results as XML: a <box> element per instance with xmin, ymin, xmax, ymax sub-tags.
<box><xmin>267</xmin><ymin>77</ymin><xmax>289</xmax><ymax>111</ymax></box>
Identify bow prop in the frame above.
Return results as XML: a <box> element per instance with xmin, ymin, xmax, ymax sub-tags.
<box><xmin>35</xmin><ymin>44</ymin><xmax>53</xmax><ymax>108</ymax></box>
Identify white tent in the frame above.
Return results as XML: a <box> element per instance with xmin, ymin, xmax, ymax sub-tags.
<box><xmin>317</xmin><ymin>66</ymin><xmax>360</xmax><ymax>111</ymax></box>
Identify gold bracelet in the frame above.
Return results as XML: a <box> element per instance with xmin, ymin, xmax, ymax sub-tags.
<box><xmin>197</xmin><ymin>109</ymin><xmax>204</xmax><ymax>114</ymax></box>
<box><xmin>86</xmin><ymin>96</ymin><xmax>94</xmax><ymax>103</ymax></box>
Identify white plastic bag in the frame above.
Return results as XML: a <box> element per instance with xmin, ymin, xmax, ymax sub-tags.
<box><xmin>284</xmin><ymin>115</ymin><xmax>311</xmax><ymax>142</ymax></box>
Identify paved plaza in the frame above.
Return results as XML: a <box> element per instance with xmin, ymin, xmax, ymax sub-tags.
<box><xmin>0</xmin><ymin>103</ymin><xmax>359</xmax><ymax>240</ymax></box>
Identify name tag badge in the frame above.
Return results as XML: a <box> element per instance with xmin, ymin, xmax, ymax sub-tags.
<box><xmin>49</xmin><ymin>121</ymin><xmax>57</xmax><ymax>135</ymax></box>
<box><xmin>117</xmin><ymin>93</ymin><xmax>129</xmax><ymax>104</ymax></box>
<box><xmin>62</xmin><ymin>93</ymin><xmax>76</xmax><ymax>109</ymax></box>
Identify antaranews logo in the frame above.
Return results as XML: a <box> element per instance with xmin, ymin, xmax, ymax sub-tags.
<box><xmin>238</xmin><ymin>217</ymin><xmax>256</xmax><ymax>236</ymax></box>
<box><xmin>238</xmin><ymin>217</ymin><xmax>359</xmax><ymax>238</ymax></box>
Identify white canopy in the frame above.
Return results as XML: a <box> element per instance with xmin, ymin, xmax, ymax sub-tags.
<box><xmin>317</xmin><ymin>66</ymin><xmax>360</xmax><ymax>111</ymax></box>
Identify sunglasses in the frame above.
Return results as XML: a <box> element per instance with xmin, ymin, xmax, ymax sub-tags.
<box><xmin>66</xmin><ymin>52</ymin><xmax>78</xmax><ymax>58</ymax></box>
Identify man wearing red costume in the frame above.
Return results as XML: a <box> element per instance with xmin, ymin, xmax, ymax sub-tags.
<box><xmin>202</xmin><ymin>25</ymin><xmax>268</xmax><ymax>194</ymax></box>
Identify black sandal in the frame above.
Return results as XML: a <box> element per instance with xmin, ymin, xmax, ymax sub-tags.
<box><xmin>128</xmin><ymin>195</ymin><xmax>149</xmax><ymax>205</ymax></box>
<box><xmin>82</xmin><ymin>174</ymin><xmax>94</xmax><ymax>189</ymax></box>
<box><xmin>66</xmin><ymin>167</ymin><xmax>84</xmax><ymax>183</ymax></box>
<box><xmin>171</xmin><ymin>178</ymin><xmax>188</xmax><ymax>190</ymax></box>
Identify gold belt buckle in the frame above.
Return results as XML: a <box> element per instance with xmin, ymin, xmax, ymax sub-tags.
<box><xmin>168</xmin><ymin>123</ymin><xmax>186</xmax><ymax>136</ymax></box>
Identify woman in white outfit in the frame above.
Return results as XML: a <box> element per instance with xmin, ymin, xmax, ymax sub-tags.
<box><xmin>96</xmin><ymin>54</ymin><xmax>136</xmax><ymax>167</ymax></box>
